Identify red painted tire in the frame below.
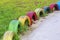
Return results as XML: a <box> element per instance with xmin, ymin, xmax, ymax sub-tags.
<box><xmin>50</xmin><ymin>4</ymin><xmax>58</xmax><ymax>11</ymax></box>
<box><xmin>27</xmin><ymin>11</ymin><xmax>38</xmax><ymax>25</ymax></box>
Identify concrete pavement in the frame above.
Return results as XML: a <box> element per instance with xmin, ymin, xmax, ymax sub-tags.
<box><xmin>21</xmin><ymin>11</ymin><xmax>60</xmax><ymax>40</ymax></box>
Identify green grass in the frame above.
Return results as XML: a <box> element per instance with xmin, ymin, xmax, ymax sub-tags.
<box><xmin>0</xmin><ymin>0</ymin><xmax>58</xmax><ymax>39</ymax></box>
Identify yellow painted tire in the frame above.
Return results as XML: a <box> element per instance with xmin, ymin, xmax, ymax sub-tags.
<box><xmin>35</xmin><ymin>8</ymin><xmax>45</xmax><ymax>18</ymax></box>
<box><xmin>19</xmin><ymin>16</ymin><xmax>31</xmax><ymax>26</ymax></box>
<box><xmin>3</xmin><ymin>31</ymin><xmax>14</xmax><ymax>40</ymax></box>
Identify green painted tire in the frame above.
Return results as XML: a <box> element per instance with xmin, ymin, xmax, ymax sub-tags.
<box><xmin>8</xmin><ymin>20</ymin><xmax>21</xmax><ymax>34</ymax></box>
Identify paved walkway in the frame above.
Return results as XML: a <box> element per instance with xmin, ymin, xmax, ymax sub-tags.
<box><xmin>21</xmin><ymin>11</ymin><xmax>60</xmax><ymax>40</ymax></box>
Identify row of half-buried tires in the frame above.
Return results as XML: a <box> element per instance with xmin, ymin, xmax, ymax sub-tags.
<box><xmin>3</xmin><ymin>1</ymin><xmax>60</xmax><ymax>40</ymax></box>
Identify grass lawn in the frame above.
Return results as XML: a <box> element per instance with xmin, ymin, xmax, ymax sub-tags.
<box><xmin>0</xmin><ymin>0</ymin><xmax>58</xmax><ymax>39</ymax></box>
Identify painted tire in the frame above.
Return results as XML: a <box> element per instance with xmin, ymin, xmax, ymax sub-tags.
<box><xmin>44</xmin><ymin>6</ymin><xmax>51</xmax><ymax>13</ymax></box>
<box><xmin>57</xmin><ymin>1</ymin><xmax>60</xmax><ymax>10</ymax></box>
<box><xmin>8</xmin><ymin>20</ymin><xmax>21</xmax><ymax>34</ymax></box>
<box><xmin>27</xmin><ymin>11</ymin><xmax>38</xmax><ymax>24</ymax></box>
<box><xmin>19</xmin><ymin>16</ymin><xmax>31</xmax><ymax>26</ymax></box>
<box><xmin>35</xmin><ymin>8</ymin><xmax>45</xmax><ymax>18</ymax></box>
<box><xmin>50</xmin><ymin>4</ymin><xmax>58</xmax><ymax>11</ymax></box>
<box><xmin>3</xmin><ymin>31</ymin><xmax>14</xmax><ymax>40</ymax></box>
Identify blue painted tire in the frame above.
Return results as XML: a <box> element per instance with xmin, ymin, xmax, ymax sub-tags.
<box><xmin>44</xmin><ymin>6</ymin><xmax>51</xmax><ymax>13</ymax></box>
<box><xmin>57</xmin><ymin>1</ymin><xmax>60</xmax><ymax>10</ymax></box>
